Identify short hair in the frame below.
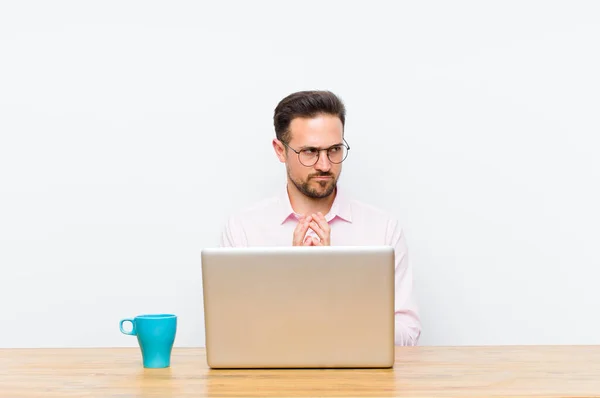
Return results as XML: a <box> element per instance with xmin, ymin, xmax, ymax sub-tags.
<box><xmin>273</xmin><ymin>90</ymin><xmax>346</xmax><ymax>144</ymax></box>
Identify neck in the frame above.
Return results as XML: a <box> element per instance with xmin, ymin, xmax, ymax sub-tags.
<box><xmin>286</xmin><ymin>181</ymin><xmax>336</xmax><ymax>217</ymax></box>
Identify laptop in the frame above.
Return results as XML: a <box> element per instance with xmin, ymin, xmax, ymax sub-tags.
<box><xmin>201</xmin><ymin>245</ymin><xmax>395</xmax><ymax>368</ymax></box>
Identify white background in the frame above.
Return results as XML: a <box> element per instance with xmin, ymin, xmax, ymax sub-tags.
<box><xmin>1</xmin><ymin>1</ymin><xmax>599</xmax><ymax>348</ymax></box>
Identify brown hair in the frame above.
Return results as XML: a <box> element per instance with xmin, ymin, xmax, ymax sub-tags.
<box><xmin>273</xmin><ymin>90</ymin><xmax>346</xmax><ymax>144</ymax></box>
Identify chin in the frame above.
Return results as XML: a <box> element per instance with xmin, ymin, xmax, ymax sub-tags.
<box><xmin>314</xmin><ymin>183</ymin><xmax>336</xmax><ymax>197</ymax></box>
<box><xmin>312</xmin><ymin>180</ymin><xmax>331</xmax><ymax>189</ymax></box>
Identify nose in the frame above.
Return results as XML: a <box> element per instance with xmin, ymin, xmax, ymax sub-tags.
<box><xmin>314</xmin><ymin>150</ymin><xmax>332</xmax><ymax>172</ymax></box>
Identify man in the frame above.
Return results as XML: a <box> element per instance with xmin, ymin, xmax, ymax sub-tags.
<box><xmin>220</xmin><ymin>90</ymin><xmax>421</xmax><ymax>346</ymax></box>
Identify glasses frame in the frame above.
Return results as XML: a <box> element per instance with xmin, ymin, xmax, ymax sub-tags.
<box><xmin>282</xmin><ymin>138</ymin><xmax>351</xmax><ymax>167</ymax></box>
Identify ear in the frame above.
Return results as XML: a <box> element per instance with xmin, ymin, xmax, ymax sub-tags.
<box><xmin>272</xmin><ymin>139</ymin><xmax>286</xmax><ymax>163</ymax></box>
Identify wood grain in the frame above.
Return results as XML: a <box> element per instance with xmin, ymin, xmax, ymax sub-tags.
<box><xmin>1</xmin><ymin>346</ymin><xmax>600</xmax><ymax>397</ymax></box>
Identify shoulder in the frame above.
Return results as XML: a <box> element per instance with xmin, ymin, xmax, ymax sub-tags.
<box><xmin>349</xmin><ymin>198</ymin><xmax>391</xmax><ymax>216</ymax></box>
<box><xmin>348</xmin><ymin>198</ymin><xmax>399</xmax><ymax>224</ymax></box>
<box><xmin>220</xmin><ymin>194</ymin><xmax>283</xmax><ymax>247</ymax></box>
<box><xmin>346</xmin><ymin>198</ymin><xmax>406</xmax><ymax>241</ymax></box>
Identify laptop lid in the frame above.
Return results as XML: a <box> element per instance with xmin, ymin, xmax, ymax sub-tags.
<box><xmin>201</xmin><ymin>245</ymin><xmax>395</xmax><ymax>368</ymax></box>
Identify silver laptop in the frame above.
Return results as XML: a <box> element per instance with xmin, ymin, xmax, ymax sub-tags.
<box><xmin>201</xmin><ymin>245</ymin><xmax>395</xmax><ymax>369</ymax></box>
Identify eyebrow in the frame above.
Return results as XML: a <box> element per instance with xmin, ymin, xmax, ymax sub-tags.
<box><xmin>298</xmin><ymin>142</ymin><xmax>344</xmax><ymax>150</ymax></box>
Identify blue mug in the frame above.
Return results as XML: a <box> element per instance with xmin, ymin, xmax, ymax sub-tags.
<box><xmin>119</xmin><ymin>314</ymin><xmax>177</xmax><ymax>368</ymax></box>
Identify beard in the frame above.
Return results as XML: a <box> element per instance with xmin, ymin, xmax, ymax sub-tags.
<box><xmin>287</xmin><ymin>166</ymin><xmax>339</xmax><ymax>199</ymax></box>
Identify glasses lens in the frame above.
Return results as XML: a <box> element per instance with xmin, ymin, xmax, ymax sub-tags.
<box><xmin>327</xmin><ymin>145</ymin><xmax>348</xmax><ymax>164</ymax></box>
<box><xmin>299</xmin><ymin>149</ymin><xmax>319</xmax><ymax>166</ymax></box>
<box><xmin>297</xmin><ymin>145</ymin><xmax>349</xmax><ymax>166</ymax></box>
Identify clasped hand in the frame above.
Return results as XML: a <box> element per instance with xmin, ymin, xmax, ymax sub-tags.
<box><xmin>292</xmin><ymin>212</ymin><xmax>331</xmax><ymax>246</ymax></box>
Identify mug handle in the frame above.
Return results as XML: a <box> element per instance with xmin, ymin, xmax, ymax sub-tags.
<box><xmin>119</xmin><ymin>318</ymin><xmax>136</xmax><ymax>335</ymax></box>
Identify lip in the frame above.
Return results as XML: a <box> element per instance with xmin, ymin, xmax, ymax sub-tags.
<box><xmin>312</xmin><ymin>176</ymin><xmax>332</xmax><ymax>180</ymax></box>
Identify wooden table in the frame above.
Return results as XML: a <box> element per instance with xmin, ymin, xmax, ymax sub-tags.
<box><xmin>1</xmin><ymin>346</ymin><xmax>600</xmax><ymax>397</ymax></box>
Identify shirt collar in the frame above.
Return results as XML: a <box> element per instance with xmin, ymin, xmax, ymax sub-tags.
<box><xmin>278</xmin><ymin>184</ymin><xmax>353</xmax><ymax>224</ymax></box>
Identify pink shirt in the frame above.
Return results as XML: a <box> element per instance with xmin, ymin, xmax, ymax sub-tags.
<box><xmin>220</xmin><ymin>185</ymin><xmax>421</xmax><ymax>346</ymax></box>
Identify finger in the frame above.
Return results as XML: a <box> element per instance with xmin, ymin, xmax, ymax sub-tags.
<box><xmin>293</xmin><ymin>216</ymin><xmax>313</xmax><ymax>245</ymax></box>
<box><xmin>301</xmin><ymin>216</ymin><xmax>313</xmax><ymax>236</ymax></box>
<box><xmin>310</xmin><ymin>213</ymin><xmax>330</xmax><ymax>245</ymax></box>
<box><xmin>294</xmin><ymin>225</ymin><xmax>309</xmax><ymax>245</ymax></box>
<box><xmin>293</xmin><ymin>223</ymin><xmax>304</xmax><ymax>245</ymax></box>
<box><xmin>312</xmin><ymin>236</ymin><xmax>322</xmax><ymax>246</ymax></box>
<box><xmin>298</xmin><ymin>213</ymin><xmax>312</xmax><ymax>222</ymax></box>
<box><xmin>313</xmin><ymin>212</ymin><xmax>330</xmax><ymax>233</ymax></box>
<box><xmin>309</xmin><ymin>221</ymin><xmax>326</xmax><ymax>241</ymax></box>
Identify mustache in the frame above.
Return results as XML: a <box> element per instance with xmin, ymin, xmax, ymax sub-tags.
<box><xmin>309</xmin><ymin>172</ymin><xmax>334</xmax><ymax>178</ymax></box>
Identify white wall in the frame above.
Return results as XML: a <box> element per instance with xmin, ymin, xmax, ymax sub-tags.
<box><xmin>1</xmin><ymin>1</ymin><xmax>599</xmax><ymax>348</ymax></box>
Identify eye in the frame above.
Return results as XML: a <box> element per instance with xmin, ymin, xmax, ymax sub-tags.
<box><xmin>329</xmin><ymin>145</ymin><xmax>342</xmax><ymax>153</ymax></box>
<box><xmin>302</xmin><ymin>148</ymin><xmax>318</xmax><ymax>155</ymax></box>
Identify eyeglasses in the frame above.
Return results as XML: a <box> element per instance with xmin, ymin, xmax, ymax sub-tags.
<box><xmin>282</xmin><ymin>139</ymin><xmax>350</xmax><ymax>167</ymax></box>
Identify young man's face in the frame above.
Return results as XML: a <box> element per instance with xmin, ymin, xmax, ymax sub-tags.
<box><xmin>275</xmin><ymin>114</ymin><xmax>345</xmax><ymax>199</ymax></box>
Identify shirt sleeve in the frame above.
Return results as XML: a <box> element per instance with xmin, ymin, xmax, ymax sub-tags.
<box><xmin>219</xmin><ymin>215</ymin><xmax>248</xmax><ymax>248</ymax></box>
<box><xmin>386</xmin><ymin>218</ymin><xmax>422</xmax><ymax>346</ymax></box>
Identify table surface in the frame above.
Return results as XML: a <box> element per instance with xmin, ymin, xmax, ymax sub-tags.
<box><xmin>2</xmin><ymin>346</ymin><xmax>600</xmax><ymax>397</ymax></box>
